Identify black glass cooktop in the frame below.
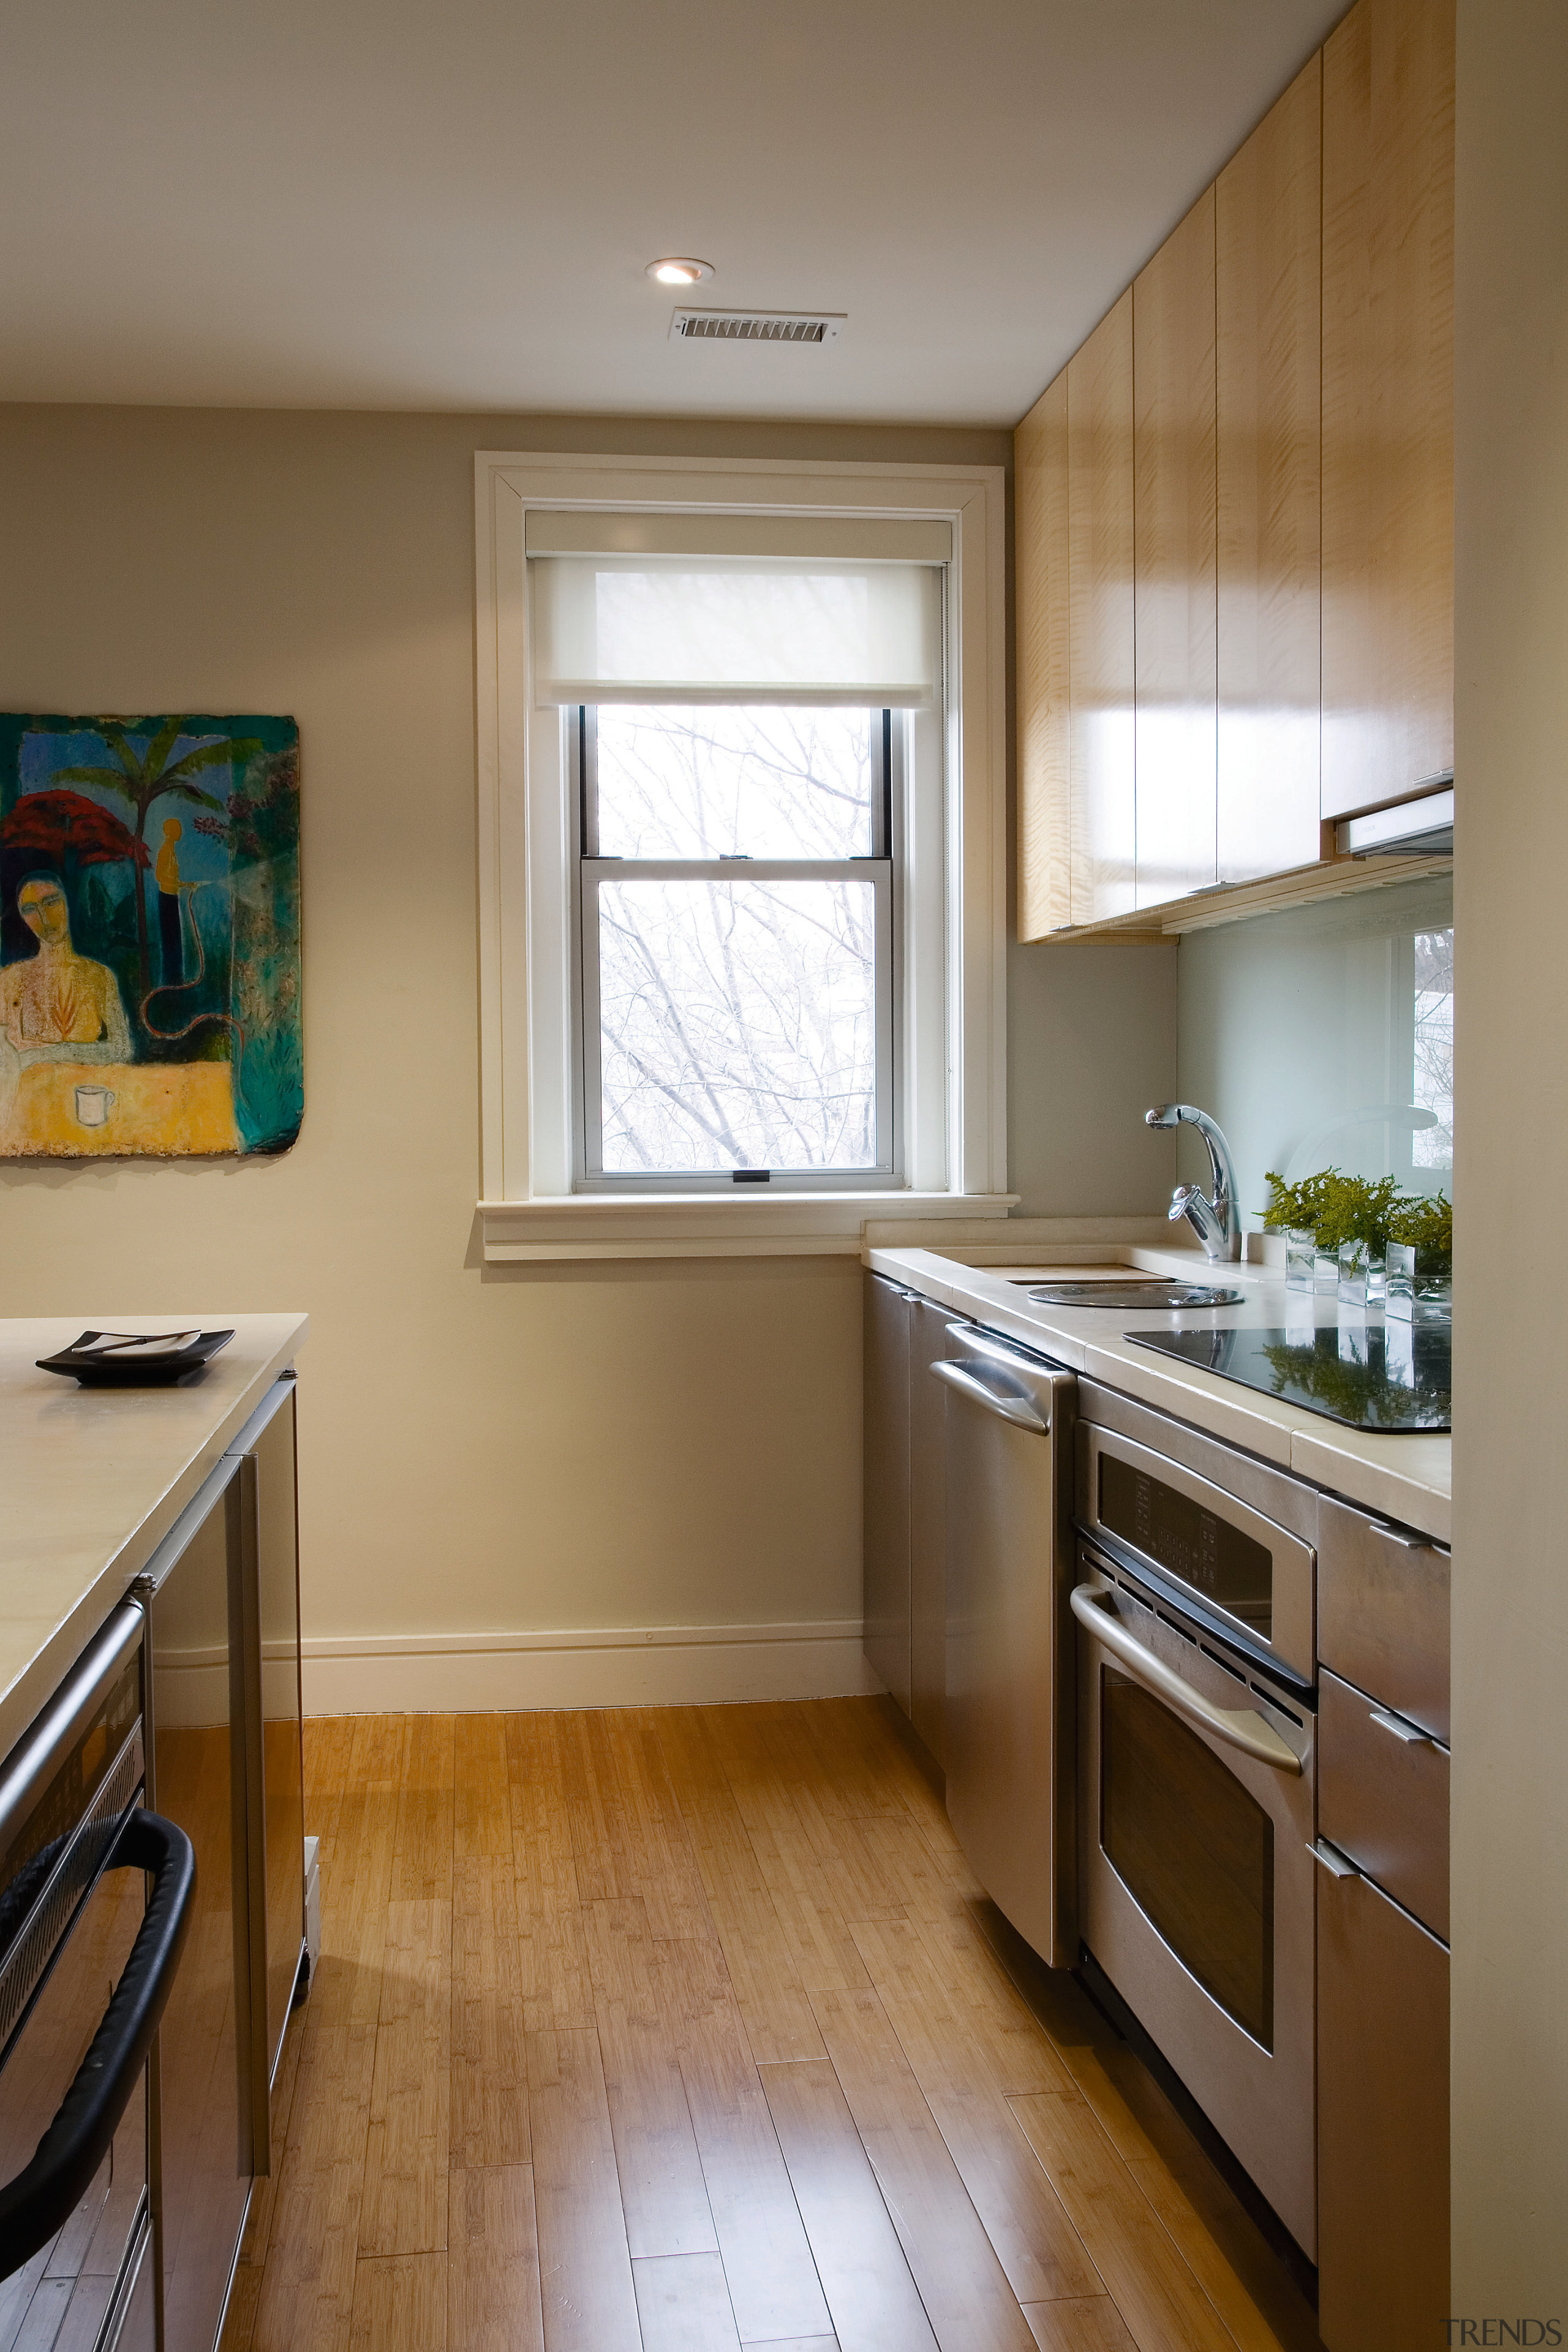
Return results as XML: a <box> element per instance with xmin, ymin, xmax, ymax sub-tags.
<box><xmin>1125</xmin><ymin>1322</ymin><xmax>1451</xmax><ymax>1432</ymax></box>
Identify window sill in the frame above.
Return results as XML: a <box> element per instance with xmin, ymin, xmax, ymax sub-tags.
<box><xmin>478</xmin><ymin>1192</ymin><xmax>1019</xmax><ymax>1262</ymax></box>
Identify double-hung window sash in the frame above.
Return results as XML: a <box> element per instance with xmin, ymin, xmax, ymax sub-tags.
<box><xmin>528</xmin><ymin>521</ymin><xmax>945</xmax><ymax>1191</ymax></box>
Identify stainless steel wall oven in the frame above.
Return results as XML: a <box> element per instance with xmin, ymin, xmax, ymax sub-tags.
<box><xmin>1072</xmin><ymin>1379</ymin><xmax>1321</xmax><ymax>2258</ymax></box>
<box><xmin>0</xmin><ymin>1604</ymin><xmax>194</xmax><ymax>2351</ymax></box>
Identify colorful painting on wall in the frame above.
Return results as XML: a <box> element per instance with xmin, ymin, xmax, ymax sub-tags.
<box><xmin>0</xmin><ymin>713</ymin><xmax>301</xmax><ymax>1158</ymax></box>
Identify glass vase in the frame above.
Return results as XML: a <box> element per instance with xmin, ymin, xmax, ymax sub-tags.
<box><xmin>1386</xmin><ymin>1242</ymin><xmax>1452</xmax><ymax>1323</ymax></box>
<box><xmin>1284</xmin><ymin>1228</ymin><xmax>1317</xmax><ymax>1292</ymax></box>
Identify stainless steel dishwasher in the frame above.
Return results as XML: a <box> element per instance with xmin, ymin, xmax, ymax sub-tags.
<box><xmin>934</xmin><ymin>1323</ymin><xmax>1076</xmax><ymax>1967</ymax></box>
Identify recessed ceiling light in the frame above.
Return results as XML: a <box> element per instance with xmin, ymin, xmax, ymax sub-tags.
<box><xmin>646</xmin><ymin>257</ymin><xmax>714</xmax><ymax>287</ymax></box>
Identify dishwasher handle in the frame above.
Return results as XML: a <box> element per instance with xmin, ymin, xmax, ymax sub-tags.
<box><xmin>1069</xmin><ymin>1585</ymin><xmax>1303</xmax><ymax>1776</ymax></box>
<box><xmin>0</xmin><ymin>1809</ymin><xmax>195</xmax><ymax>2280</ymax></box>
<box><xmin>930</xmin><ymin>1357</ymin><xmax>1050</xmax><ymax>1434</ymax></box>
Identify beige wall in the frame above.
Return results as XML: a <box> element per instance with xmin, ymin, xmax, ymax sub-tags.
<box><xmin>0</xmin><ymin>402</ymin><xmax>1170</xmax><ymax>1691</ymax></box>
<box><xmin>1451</xmin><ymin>0</ymin><xmax>1568</xmax><ymax>2310</ymax></box>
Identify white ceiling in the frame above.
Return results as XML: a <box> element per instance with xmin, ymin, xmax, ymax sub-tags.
<box><xmin>1</xmin><ymin>0</ymin><xmax>1344</xmax><ymax>426</ymax></box>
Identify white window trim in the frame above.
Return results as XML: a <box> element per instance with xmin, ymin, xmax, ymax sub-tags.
<box><xmin>473</xmin><ymin>450</ymin><xmax>1013</xmax><ymax>1261</ymax></box>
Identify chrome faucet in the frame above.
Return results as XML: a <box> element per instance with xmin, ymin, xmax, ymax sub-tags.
<box><xmin>1145</xmin><ymin>1104</ymin><xmax>1242</xmax><ymax>1262</ymax></box>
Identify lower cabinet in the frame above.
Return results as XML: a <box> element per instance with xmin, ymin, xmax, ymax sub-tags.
<box><xmin>863</xmin><ymin>1275</ymin><xmax>912</xmax><ymax>1710</ymax></box>
<box><xmin>908</xmin><ymin>1298</ymin><xmax>951</xmax><ymax>1766</ymax></box>
<box><xmin>141</xmin><ymin>1376</ymin><xmax>306</xmax><ymax>2352</ymax></box>
<box><xmin>1316</xmin><ymin>1864</ymin><xmax>1449</xmax><ymax>2350</ymax></box>
<box><xmin>1316</xmin><ymin>1636</ymin><xmax>1450</xmax><ymax>2350</ymax></box>
<box><xmin>863</xmin><ymin>1274</ymin><xmax>953</xmax><ymax>1761</ymax></box>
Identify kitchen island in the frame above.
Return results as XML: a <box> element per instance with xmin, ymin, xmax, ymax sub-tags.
<box><xmin>0</xmin><ymin>1312</ymin><xmax>308</xmax><ymax>1762</ymax></box>
<box><xmin>0</xmin><ymin>1311</ymin><xmax>310</xmax><ymax>2352</ymax></box>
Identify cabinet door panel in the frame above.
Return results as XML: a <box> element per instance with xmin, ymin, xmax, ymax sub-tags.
<box><xmin>1322</xmin><ymin>0</ymin><xmax>1455</xmax><ymax>821</ymax></box>
<box><xmin>908</xmin><ymin>1300</ymin><xmax>952</xmax><ymax>1765</ymax></box>
<box><xmin>253</xmin><ymin>1387</ymin><xmax>304</xmax><ymax>2084</ymax></box>
<box><xmin>1068</xmin><ymin>290</ymin><xmax>1136</xmax><ymax>924</ymax></box>
<box><xmin>863</xmin><ymin>1275</ymin><xmax>911</xmax><ymax>1711</ymax></box>
<box><xmin>1134</xmin><ymin>186</ymin><xmax>1218</xmax><ymax>909</ymax></box>
<box><xmin>1017</xmin><ymin>369</ymin><xmax>1072</xmax><ymax>938</ymax></box>
<box><xmin>1216</xmin><ymin>53</ymin><xmax>1322</xmax><ymax>884</ymax></box>
<box><xmin>1317</xmin><ymin>1865</ymin><xmax>1449</xmax><ymax>2350</ymax></box>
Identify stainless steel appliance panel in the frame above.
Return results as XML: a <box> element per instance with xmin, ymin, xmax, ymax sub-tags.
<box><xmin>0</xmin><ymin>1605</ymin><xmax>186</xmax><ymax>2352</ymax></box>
<box><xmin>1077</xmin><ymin>1420</ymin><xmax>1315</xmax><ymax>1683</ymax></box>
<box><xmin>1074</xmin><ymin>1548</ymin><xmax>1317</xmax><ymax>2255</ymax></box>
<box><xmin>104</xmin><ymin>2212</ymin><xmax>157</xmax><ymax>2351</ymax></box>
<box><xmin>1317</xmin><ymin>1497</ymin><xmax>1449</xmax><ymax>1742</ymax></box>
<box><xmin>142</xmin><ymin>1459</ymin><xmax>256</xmax><ymax>2352</ymax></box>
<box><xmin>228</xmin><ymin>1379</ymin><xmax>306</xmax><ymax>2144</ymax></box>
<box><xmin>863</xmin><ymin>1276</ymin><xmax>913</xmax><ymax>1709</ymax></box>
<box><xmin>941</xmin><ymin>1328</ymin><xmax>1076</xmax><ymax>1966</ymax></box>
<box><xmin>1318</xmin><ymin>1668</ymin><xmax>1449</xmax><ymax>1939</ymax></box>
<box><xmin>1075</xmin><ymin>1376</ymin><xmax>1321</xmax><ymax>1544</ymax></box>
<box><xmin>0</xmin><ymin>1876</ymin><xmax>148</xmax><ymax>2349</ymax></box>
<box><xmin>1315</xmin><ymin>1848</ymin><xmax>1449</xmax><ymax>2351</ymax></box>
<box><xmin>908</xmin><ymin>1298</ymin><xmax>954</xmax><ymax>1766</ymax></box>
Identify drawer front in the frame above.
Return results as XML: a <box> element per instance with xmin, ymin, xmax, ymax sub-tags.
<box><xmin>1318</xmin><ymin>1667</ymin><xmax>1449</xmax><ymax>1939</ymax></box>
<box><xmin>1317</xmin><ymin>1862</ymin><xmax>1449</xmax><ymax>2352</ymax></box>
<box><xmin>1317</xmin><ymin>1494</ymin><xmax>1449</xmax><ymax>1742</ymax></box>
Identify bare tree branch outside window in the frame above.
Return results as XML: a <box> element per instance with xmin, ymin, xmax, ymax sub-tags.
<box><xmin>589</xmin><ymin>708</ymin><xmax>883</xmax><ymax>1173</ymax></box>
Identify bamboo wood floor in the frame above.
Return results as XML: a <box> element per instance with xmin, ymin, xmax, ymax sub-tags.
<box><xmin>219</xmin><ymin>1700</ymin><xmax>1322</xmax><ymax>2352</ymax></box>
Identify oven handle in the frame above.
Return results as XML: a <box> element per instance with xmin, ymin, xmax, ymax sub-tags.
<box><xmin>0</xmin><ymin>1809</ymin><xmax>195</xmax><ymax>2280</ymax></box>
<box><xmin>931</xmin><ymin>1359</ymin><xmax>1050</xmax><ymax>1434</ymax></box>
<box><xmin>1070</xmin><ymin>1585</ymin><xmax>1303</xmax><ymax>1776</ymax></box>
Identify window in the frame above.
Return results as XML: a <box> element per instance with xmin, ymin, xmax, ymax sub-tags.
<box><xmin>473</xmin><ymin>453</ymin><xmax>1009</xmax><ymax>1259</ymax></box>
<box><xmin>533</xmin><ymin>538</ymin><xmax>941</xmax><ymax>1199</ymax></box>
<box><xmin>1412</xmin><ymin>927</ymin><xmax>1453</xmax><ymax>1175</ymax></box>
<box><xmin>576</xmin><ymin>704</ymin><xmax>899</xmax><ymax>1186</ymax></box>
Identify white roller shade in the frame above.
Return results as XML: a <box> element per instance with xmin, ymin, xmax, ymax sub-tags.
<box><xmin>524</xmin><ymin>510</ymin><xmax>952</xmax><ymax>562</ymax></box>
<box><xmin>529</xmin><ymin>553</ymin><xmax>944</xmax><ymax>708</ymax></box>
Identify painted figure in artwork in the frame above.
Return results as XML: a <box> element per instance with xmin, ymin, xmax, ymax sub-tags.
<box><xmin>1</xmin><ymin>876</ymin><xmax>132</xmax><ymax>1058</ymax></box>
<box><xmin>0</xmin><ymin>875</ymin><xmax>132</xmax><ymax>1137</ymax></box>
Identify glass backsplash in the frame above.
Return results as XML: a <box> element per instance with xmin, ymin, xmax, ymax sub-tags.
<box><xmin>1175</xmin><ymin>872</ymin><xmax>1453</xmax><ymax>1234</ymax></box>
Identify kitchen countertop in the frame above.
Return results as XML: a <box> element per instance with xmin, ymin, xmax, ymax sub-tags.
<box><xmin>0</xmin><ymin>1313</ymin><xmax>309</xmax><ymax>1761</ymax></box>
<box><xmin>864</xmin><ymin>1241</ymin><xmax>1450</xmax><ymax>1544</ymax></box>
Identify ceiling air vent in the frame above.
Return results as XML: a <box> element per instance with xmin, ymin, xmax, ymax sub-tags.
<box><xmin>670</xmin><ymin>309</ymin><xmax>846</xmax><ymax>346</ymax></box>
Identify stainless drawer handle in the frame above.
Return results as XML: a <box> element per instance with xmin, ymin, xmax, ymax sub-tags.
<box><xmin>1370</xmin><ymin>1521</ymin><xmax>1432</xmax><ymax>1551</ymax></box>
<box><xmin>1309</xmin><ymin>1838</ymin><xmax>1359</xmax><ymax>1880</ymax></box>
<box><xmin>1070</xmin><ymin>1585</ymin><xmax>1302</xmax><ymax>1776</ymax></box>
<box><xmin>931</xmin><ymin>1359</ymin><xmax>1049</xmax><ymax>1434</ymax></box>
<box><xmin>1368</xmin><ymin>1705</ymin><xmax>1434</xmax><ymax>1747</ymax></box>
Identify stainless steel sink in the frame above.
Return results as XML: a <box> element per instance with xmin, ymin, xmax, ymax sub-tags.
<box><xmin>1023</xmin><ymin>1280</ymin><xmax>1246</xmax><ymax>1310</ymax></box>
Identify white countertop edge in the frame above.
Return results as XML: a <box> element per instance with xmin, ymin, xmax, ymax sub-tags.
<box><xmin>0</xmin><ymin>1313</ymin><xmax>309</xmax><ymax>1760</ymax></box>
<box><xmin>865</xmin><ymin>1245</ymin><xmax>1450</xmax><ymax>1541</ymax></box>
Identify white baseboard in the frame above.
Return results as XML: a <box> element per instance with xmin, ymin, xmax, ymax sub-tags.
<box><xmin>296</xmin><ymin>1619</ymin><xmax>884</xmax><ymax>1715</ymax></box>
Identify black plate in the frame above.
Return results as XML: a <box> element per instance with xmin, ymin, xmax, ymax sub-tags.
<box><xmin>36</xmin><ymin>1330</ymin><xmax>236</xmax><ymax>1386</ymax></box>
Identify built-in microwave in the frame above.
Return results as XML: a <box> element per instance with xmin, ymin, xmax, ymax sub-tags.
<box><xmin>1076</xmin><ymin>1402</ymin><xmax>1316</xmax><ymax>1688</ymax></box>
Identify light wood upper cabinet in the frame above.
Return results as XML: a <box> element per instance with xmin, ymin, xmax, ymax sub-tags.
<box><xmin>1012</xmin><ymin>9</ymin><xmax>1453</xmax><ymax>939</ymax></box>
<box><xmin>1216</xmin><ymin>50</ymin><xmax>1324</xmax><ymax>886</ymax></box>
<box><xmin>1322</xmin><ymin>0</ymin><xmax>1455</xmax><ymax>821</ymax></box>
<box><xmin>1133</xmin><ymin>186</ymin><xmax>1218</xmax><ymax>910</ymax></box>
<box><xmin>1016</xmin><ymin>368</ymin><xmax>1071</xmax><ymax>938</ymax></box>
<box><xmin>1068</xmin><ymin>289</ymin><xmax>1136</xmax><ymax>925</ymax></box>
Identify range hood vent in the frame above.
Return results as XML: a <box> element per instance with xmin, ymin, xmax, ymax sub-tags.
<box><xmin>670</xmin><ymin>309</ymin><xmax>846</xmax><ymax>345</ymax></box>
<box><xmin>1336</xmin><ymin>781</ymin><xmax>1454</xmax><ymax>858</ymax></box>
